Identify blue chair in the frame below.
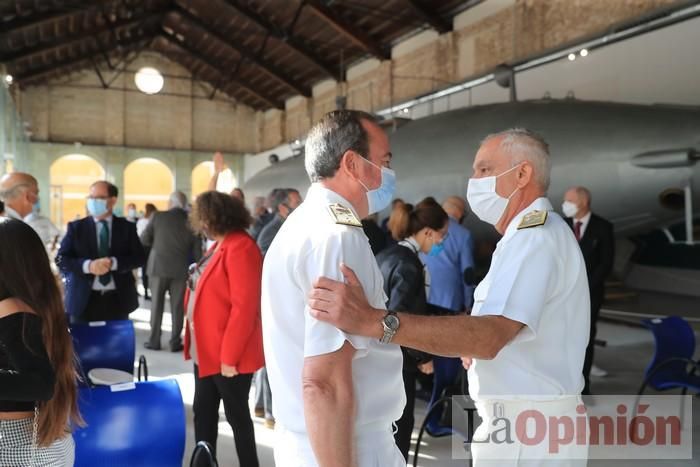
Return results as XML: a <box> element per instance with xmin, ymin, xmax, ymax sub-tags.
<box><xmin>637</xmin><ymin>316</ymin><xmax>700</xmax><ymax>396</ymax></box>
<box><xmin>71</xmin><ymin>320</ymin><xmax>136</xmax><ymax>376</ymax></box>
<box><xmin>74</xmin><ymin>379</ymin><xmax>186</xmax><ymax>467</ymax></box>
<box><xmin>632</xmin><ymin>316</ymin><xmax>700</xmax><ymax>441</ymax></box>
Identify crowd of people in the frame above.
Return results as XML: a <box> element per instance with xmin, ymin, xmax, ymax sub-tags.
<box><xmin>0</xmin><ymin>108</ymin><xmax>615</xmax><ymax>466</ymax></box>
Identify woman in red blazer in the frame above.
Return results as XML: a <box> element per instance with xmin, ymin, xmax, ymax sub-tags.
<box><xmin>185</xmin><ymin>191</ymin><xmax>263</xmax><ymax>466</ymax></box>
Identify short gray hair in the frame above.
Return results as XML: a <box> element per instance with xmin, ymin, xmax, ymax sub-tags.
<box><xmin>482</xmin><ymin>128</ymin><xmax>551</xmax><ymax>192</ymax></box>
<box><xmin>169</xmin><ymin>191</ymin><xmax>187</xmax><ymax>209</ymax></box>
<box><xmin>0</xmin><ymin>183</ymin><xmax>30</xmax><ymax>201</ymax></box>
<box><xmin>304</xmin><ymin>110</ymin><xmax>377</xmax><ymax>182</ymax></box>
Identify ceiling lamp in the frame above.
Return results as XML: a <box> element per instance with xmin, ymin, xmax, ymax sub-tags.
<box><xmin>4</xmin><ymin>74</ymin><xmax>13</xmax><ymax>84</ymax></box>
<box><xmin>134</xmin><ymin>67</ymin><xmax>164</xmax><ymax>94</ymax></box>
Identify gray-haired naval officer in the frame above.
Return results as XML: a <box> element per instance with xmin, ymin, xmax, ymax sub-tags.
<box><xmin>309</xmin><ymin>129</ymin><xmax>590</xmax><ymax>466</ymax></box>
<box><xmin>261</xmin><ymin>110</ymin><xmax>406</xmax><ymax>466</ymax></box>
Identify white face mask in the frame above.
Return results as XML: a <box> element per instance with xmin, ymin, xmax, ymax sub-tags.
<box><xmin>466</xmin><ymin>164</ymin><xmax>521</xmax><ymax>226</ymax></box>
<box><xmin>561</xmin><ymin>201</ymin><xmax>579</xmax><ymax>218</ymax></box>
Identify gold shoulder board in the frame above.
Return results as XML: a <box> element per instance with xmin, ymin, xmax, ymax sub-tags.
<box><xmin>327</xmin><ymin>203</ymin><xmax>362</xmax><ymax>227</ymax></box>
<box><xmin>517</xmin><ymin>210</ymin><xmax>548</xmax><ymax>230</ymax></box>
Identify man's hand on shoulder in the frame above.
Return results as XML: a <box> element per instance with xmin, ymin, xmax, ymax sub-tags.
<box><xmin>308</xmin><ymin>263</ymin><xmax>382</xmax><ymax>339</ymax></box>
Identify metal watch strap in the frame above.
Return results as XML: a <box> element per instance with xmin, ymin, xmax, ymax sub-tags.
<box><xmin>380</xmin><ymin>311</ymin><xmax>398</xmax><ymax>344</ymax></box>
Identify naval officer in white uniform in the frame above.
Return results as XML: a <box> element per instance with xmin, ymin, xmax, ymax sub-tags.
<box><xmin>308</xmin><ymin>128</ymin><xmax>590</xmax><ymax>466</ymax></box>
<box><xmin>261</xmin><ymin>110</ymin><xmax>406</xmax><ymax>467</ymax></box>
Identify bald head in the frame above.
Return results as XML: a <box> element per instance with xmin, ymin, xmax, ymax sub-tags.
<box><xmin>0</xmin><ymin>172</ymin><xmax>39</xmax><ymax>218</ymax></box>
<box><xmin>564</xmin><ymin>186</ymin><xmax>591</xmax><ymax>218</ymax></box>
<box><xmin>442</xmin><ymin>196</ymin><xmax>466</xmax><ymax>221</ymax></box>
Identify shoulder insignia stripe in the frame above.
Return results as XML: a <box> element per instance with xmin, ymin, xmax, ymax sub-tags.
<box><xmin>517</xmin><ymin>210</ymin><xmax>548</xmax><ymax>230</ymax></box>
<box><xmin>327</xmin><ymin>203</ymin><xmax>362</xmax><ymax>227</ymax></box>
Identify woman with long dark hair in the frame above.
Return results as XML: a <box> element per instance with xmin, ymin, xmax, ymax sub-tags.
<box><xmin>0</xmin><ymin>218</ymin><xmax>81</xmax><ymax>466</ymax></box>
<box><xmin>185</xmin><ymin>191</ymin><xmax>264</xmax><ymax>466</ymax></box>
<box><xmin>375</xmin><ymin>197</ymin><xmax>449</xmax><ymax>461</ymax></box>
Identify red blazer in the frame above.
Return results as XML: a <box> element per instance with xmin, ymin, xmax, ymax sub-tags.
<box><xmin>184</xmin><ymin>230</ymin><xmax>264</xmax><ymax>378</ymax></box>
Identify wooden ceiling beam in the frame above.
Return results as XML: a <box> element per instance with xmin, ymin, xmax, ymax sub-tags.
<box><xmin>171</xmin><ymin>6</ymin><xmax>311</xmax><ymax>97</ymax></box>
<box><xmin>16</xmin><ymin>35</ymin><xmax>150</xmax><ymax>85</ymax></box>
<box><xmin>305</xmin><ymin>0</ymin><xmax>390</xmax><ymax>60</ymax></box>
<box><xmin>158</xmin><ymin>33</ymin><xmax>284</xmax><ymax>110</ymax></box>
<box><xmin>404</xmin><ymin>0</ymin><xmax>452</xmax><ymax>33</ymax></box>
<box><xmin>0</xmin><ymin>0</ymin><xmax>115</xmax><ymax>36</ymax></box>
<box><xmin>221</xmin><ymin>0</ymin><xmax>339</xmax><ymax>79</ymax></box>
<box><xmin>3</xmin><ymin>12</ymin><xmax>161</xmax><ymax>64</ymax></box>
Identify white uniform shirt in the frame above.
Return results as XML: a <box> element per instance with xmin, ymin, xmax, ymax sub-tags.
<box><xmin>469</xmin><ymin>197</ymin><xmax>590</xmax><ymax>399</ymax></box>
<box><xmin>262</xmin><ymin>183</ymin><xmax>405</xmax><ymax>435</ymax></box>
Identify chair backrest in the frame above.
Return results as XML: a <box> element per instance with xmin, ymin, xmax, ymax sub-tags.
<box><xmin>189</xmin><ymin>441</ymin><xmax>219</xmax><ymax>467</ymax></box>
<box><xmin>73</xmin><ymin>379</ymin><xmax>186</xmax><ymax>467</ymax></box>
<box><xmin>70</xmin><ymin>320</ymin><xmax>135</xmax><ymax>376</ymax></box>
<box><xmin>642</xmin><ymin>316</ymin><xmax>696</xmax><ymax>389</ymax></box>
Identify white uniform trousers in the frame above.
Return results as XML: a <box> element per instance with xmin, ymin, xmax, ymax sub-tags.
<box><xmin>470</xmin><ymin>397</ymin><xmax>589</xmax><ymax>467</ymax></box>
<box><xmin>274</xmin><ymin>422</ymin><xmax>405</xmax><ymax>467</ymax></box>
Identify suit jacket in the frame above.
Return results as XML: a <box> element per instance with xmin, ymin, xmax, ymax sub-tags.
<box><xmin>184</xmin><ymin>231</ymin><xmax>264</xmax><ymax>378</ymax></box>
<box><xmin>140</xmin><ymin>208</ymin><xmax>201</xmax><ymax>279</ymax></box>
<box><xmin>566</xmin><ymin>213</ymin><xmax>615</xmax><ymax>301</ymax></box>
<box><xmin>256</xmin><ymin>214</ymin><xmax>284</xmax><ymax>256</ymax></box>
<box><xmin>56</xmin><ymin>215</ymin><xmax>146</xmax><ymax>318</ymax></box>
<box><xmin>376</xmin><ymin>243</ymin><xmax>432</xmax><ymax>370</ymax></box>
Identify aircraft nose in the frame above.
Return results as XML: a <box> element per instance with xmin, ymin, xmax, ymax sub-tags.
<box><xmin>631</xmin><ymin>148</ymin><xmax>699</xmax><ymax>168</ymax></box>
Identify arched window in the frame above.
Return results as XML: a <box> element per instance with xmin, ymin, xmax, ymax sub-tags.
<box><xmin>50</xmin><ymin>154</ymin><xmax>105</xmax><ymax>229</ymax></box>
<box><xmin>124</xmin><ymin>158</ymin><xmax>174</xmax><ymax>214</ymax></box>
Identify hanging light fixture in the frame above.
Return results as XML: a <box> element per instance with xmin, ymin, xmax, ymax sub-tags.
<box><xmin>134</xmin><ymin>67</ymin><xmax>164</xmax><ymax>94</ymax></box>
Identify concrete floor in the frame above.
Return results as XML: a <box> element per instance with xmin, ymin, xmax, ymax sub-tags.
<box><xmin>130</xmin><ymin>297</ymin><xmax>699</xmax><ymax>467</ymax></box>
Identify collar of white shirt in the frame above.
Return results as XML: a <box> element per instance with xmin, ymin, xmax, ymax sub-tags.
<box><xmin>305</xmin><ymin>183</ymin><xmax>361</xmax><ymax>219</ymax></box>
<box><xmin>399</xmin><ymin>236</ymin><xmax>421</xmax><ymax>255</ymax></box>
<box><xmin>5</xmin><ymin>206</ymin><xmax>23</xmax><ymax>221</ymax></box>
<box><xmin>502</xmin><ymin>197</ymin><xmax>554</xmax><ymax>241</ymax></box>
<box><xmin>92</xmin><ymin>215</ymin><xmax>114</xmax><ymax>229</ymax></box>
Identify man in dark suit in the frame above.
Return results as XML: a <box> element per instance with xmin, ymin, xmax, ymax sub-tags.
<box><xmin>141</xmin><ymin>191</ymin><xmax>201</xmax><ymax>351</ymax></box>
<box><xmin>256</xmin><ymin>188</ymin><xmax>302</xmax><ymax>255</ymax></box>
<box><xmin>56</xmin><ymin>181</ymin><xmax>146</xmax><ymax>323</ymax></box>
<box><xmin>563</xmin><ymin>186</ymin><xmax>615</xmax><ymax>395</ymax></box>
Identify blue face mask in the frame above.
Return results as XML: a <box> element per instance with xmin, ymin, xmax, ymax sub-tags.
<box><xmin>428</xmin><ymin>242</ymin><xmax>444</xmax><ymax>257</ymax></box>
<box><xmin>87</xmin><ymin>198</ymin><xmax>109</xmax><ymax>217</ymax></box>
<box><xmin>32</xmin><ymin>201</ymin><xmax>40</xmax><ymax>214</ymax></box>
<box><xmin>357</xmin><ymin>157</ymin><xmax>396</xmax><ymax>215</ymax></box>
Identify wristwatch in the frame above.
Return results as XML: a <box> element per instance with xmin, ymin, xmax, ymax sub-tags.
<box><xmin>380</xmin><ymin>311</ymin><xmax>400</xmax><ymax>344</ymax></box>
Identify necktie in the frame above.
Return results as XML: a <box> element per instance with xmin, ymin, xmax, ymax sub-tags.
<box><xmin>574</xmin><ymin>221</ymin><xmax>582</xmax><ymax>242</ymax></box>
<box><xmin>98</xmin><ymin>220</ymin><xmax>111</xmax><ymax>285</ymax></box>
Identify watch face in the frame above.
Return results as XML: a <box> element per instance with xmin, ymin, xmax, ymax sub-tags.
<box><xmin>384</xmin><ymin>314</ymin><xmax>399</xmax><ymax>330</ymax></box>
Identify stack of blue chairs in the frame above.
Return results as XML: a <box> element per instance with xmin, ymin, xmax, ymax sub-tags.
<box><xmin>70</xmin><ymin>320</ymin><xmax>186</xmax><ymax>466</ymax></box>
